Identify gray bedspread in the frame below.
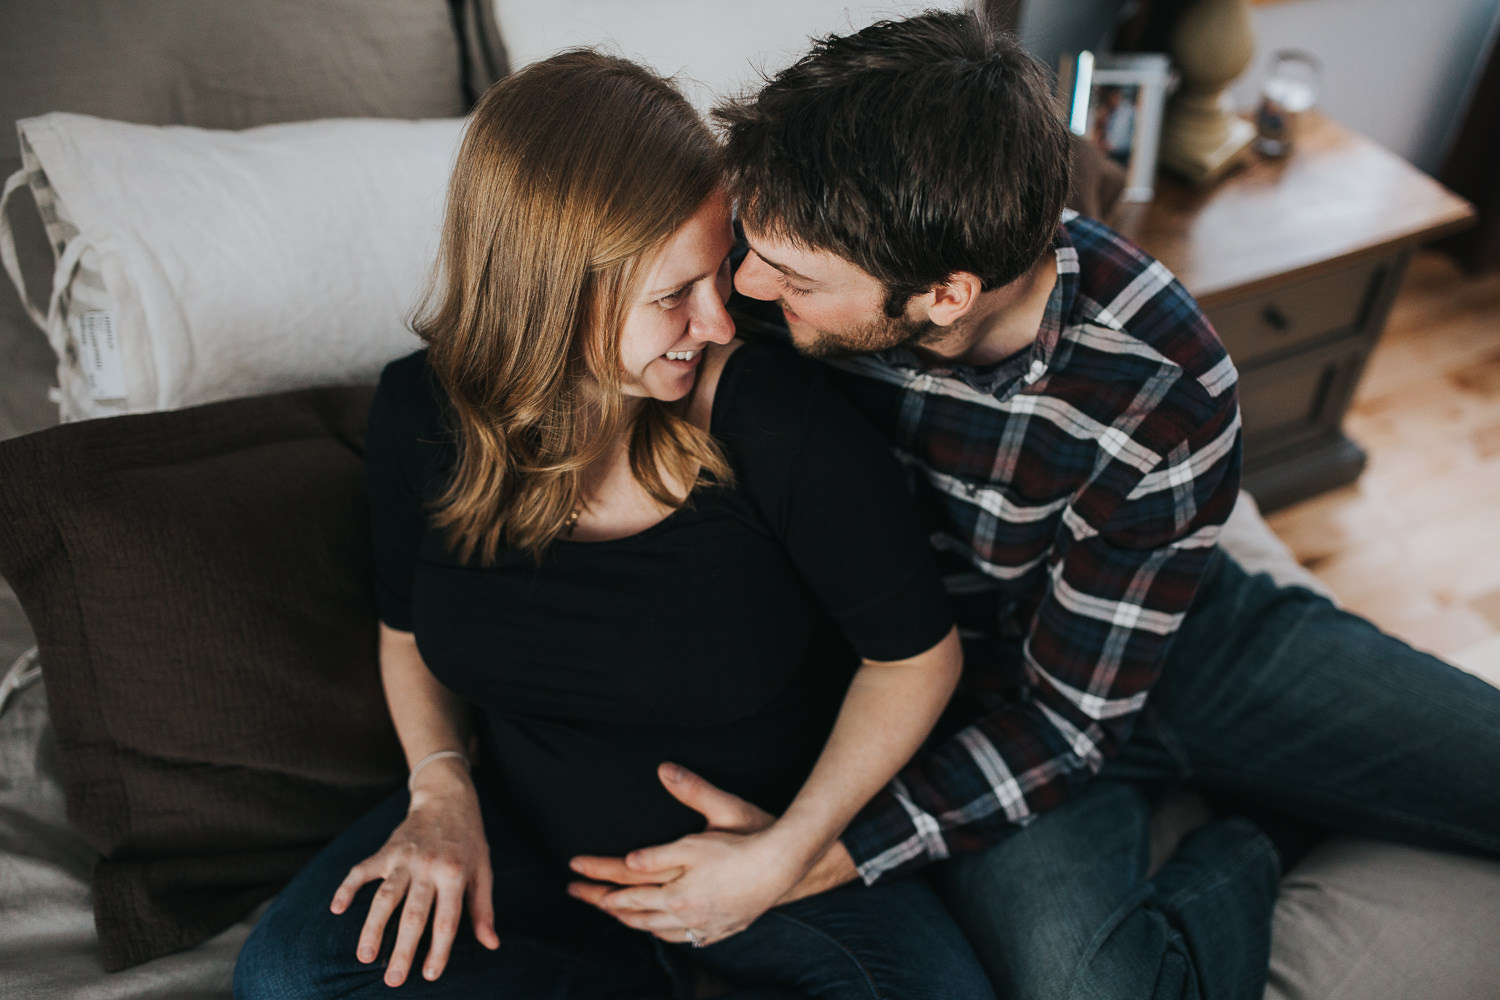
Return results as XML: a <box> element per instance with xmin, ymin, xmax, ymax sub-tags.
<box><xmin>2</xmin><ymin>323</ymin><xmax>1499</xmax><ymax>999</ymax></box>
<box><xmin>0</xmin><ymin>652</ymin><xmax>263</xmax><ymax>1000</ymax></box>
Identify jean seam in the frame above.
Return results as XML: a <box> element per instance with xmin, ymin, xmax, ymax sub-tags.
<box><xmin>1143</xmin><ymin>707</ymin><xmax>1195</xmax><ymax>780</ymax></box>
<box><xmin>1065</xmin><ymin>881</ymin><xmax>1158</xmax><ymax>999</ymax></box>
<box><xmin>491</xmin><ymin>933</ymin><xmax>653</xmax><ymax>975</ymax></box>
<box><xmin>1196</xmin><ymin>767</ymin><xmax>1500</xmax><ymax>856</ymax></box>
<box><xmin>1156</xmin><ymin>821</ymin><xmax>1279</xmax><ymax>913</ymax></box>
<box><xmin>749</xmin><ymin>908</ymin><xmax>886</xmax><ymax>1000</ymax></box>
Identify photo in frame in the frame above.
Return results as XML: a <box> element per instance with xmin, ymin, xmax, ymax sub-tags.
<box><xmin>1058</xmin><ymin>51</ymin><xmax>1172</xmax><ymax>202</ymax></box>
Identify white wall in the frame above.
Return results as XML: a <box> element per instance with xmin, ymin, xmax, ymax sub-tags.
<box><xmin>492</xmin><ymin>1</ymin><xmax>966</xmax><ymax>111</ymax></box>
<box><xmin>491</xmin><ymin>0</ymin><xmax>1499</xmax><ymax>174</ymax></box>
<box><xmin>1228</xmin><ymin>0</ymin><xmax>1499</xmax><ymax>172</ymax></box>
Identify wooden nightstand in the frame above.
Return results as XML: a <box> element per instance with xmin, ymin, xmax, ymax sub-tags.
<box><xmin>1109</xmin><ymin>112</ymin><xmax>1475</xmax><ymax>512</ymax></box>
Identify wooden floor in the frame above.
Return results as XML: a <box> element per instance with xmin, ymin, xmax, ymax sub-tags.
<box><xmin>1264</xmin><ymin>250</ymin><xmax>1500</xmax><ymax>681</ymax></box>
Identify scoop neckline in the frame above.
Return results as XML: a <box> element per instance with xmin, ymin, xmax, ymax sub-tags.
<box><xmin>552</xmin><ymin>340</ymin><xmax>750</xmax><ymax>548</ymax></box>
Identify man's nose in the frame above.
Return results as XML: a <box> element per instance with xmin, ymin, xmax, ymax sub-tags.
<box><xmin>733</xmin><ymin>253</ymin><xmax>777</xmax><ymax>301</ymax></box>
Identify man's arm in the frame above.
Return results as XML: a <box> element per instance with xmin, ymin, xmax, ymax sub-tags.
<box><xmin>567</xmin><ymin>763</ymin><xmax>862</xmax><ymax>910</ymax></box>
<box><xmin>570</xmin><ymin>630</ymin><xmax>961</xmax><ymax>943</ymax></box>
<box><xmin>841</xmin><ymin>382</ymin><xmax>1242</xmax><ymax>884</ymax></box>
<box><xmin>573</xmin><ymin>391</ymin><xmax>1241</xmax><ymax>906</ymax></box>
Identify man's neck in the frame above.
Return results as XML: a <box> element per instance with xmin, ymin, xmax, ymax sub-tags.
<box><xmin>914</xmin><ymin>250</ymin><xmax>1057</xmax><ymax>368</ymax></box>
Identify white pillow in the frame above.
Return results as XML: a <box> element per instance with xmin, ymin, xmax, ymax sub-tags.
<box><xmin>0</xmin><ymin>113</ymin><xmax>464</xmax><ymax>420</ymax></box>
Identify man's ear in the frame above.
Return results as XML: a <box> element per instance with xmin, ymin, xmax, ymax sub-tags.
<box><xmin>922</xmin><ymin>272</ymin><xmax>985</xmax><ymax>326</ymax></box>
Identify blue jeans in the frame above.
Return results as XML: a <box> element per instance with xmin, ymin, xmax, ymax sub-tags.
<box><xmin>234</xmin><ymin>785</ymin><xmax>996</xmax><ymax>1000</ymax></box>
<box><xmin>932</xmin><ymin>552</ymin><xmax>1500</xmax><ymax>1000</ymax></box>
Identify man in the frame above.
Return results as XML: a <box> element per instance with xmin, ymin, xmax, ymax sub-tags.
<box><xmin>569</xmin><ymin>11</ymin><xmax>1500</xmax><ymax>998</ymax></box>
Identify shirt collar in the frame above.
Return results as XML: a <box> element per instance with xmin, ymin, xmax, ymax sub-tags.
<box><xmin>875</xmin><ymin>217</ymin><xmax>1078</xmax><ymax>399</ymax></box>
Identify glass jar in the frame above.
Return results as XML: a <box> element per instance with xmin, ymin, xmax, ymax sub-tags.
<box><xmin>1254</xmin><ymin>50</ymin><xmax>1322</xmax><ymax>157</ymax></box>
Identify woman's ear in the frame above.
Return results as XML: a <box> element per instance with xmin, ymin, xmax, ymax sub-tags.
<box><xmin>922</xmin><ymin>272</ymin><xmax>984</xmax><ymax>327</ymax></box>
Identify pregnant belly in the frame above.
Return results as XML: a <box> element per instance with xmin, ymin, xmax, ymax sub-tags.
<box><xmin>479</xmin><ymin>679</ymin><xmax>841</xmax><ymax>865</ymax></box>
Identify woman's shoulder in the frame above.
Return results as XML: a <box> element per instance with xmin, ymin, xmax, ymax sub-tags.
<box><xmin>372</xmin><ymin>349</ymin><xmax>449</xmax><ymax>434</ymax></box>
<box><xmin>376</xmin><ymin>349</ymin><xmax>440</xmax><ymax>408</ymax></box>
<box><xmin>368</xmin><ymin>349</ymin><xmax>454</xmax><ymax>478</ymax></box>
<box><xmin>709</xmin><ymin>333</ymin><xmax>827</xmax><ymax>437</ymax></box>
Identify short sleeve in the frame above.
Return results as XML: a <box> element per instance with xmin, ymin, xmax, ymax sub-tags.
<box><xmin>365</xmin><ymin>352</ymin><xmax>445</xmax><ymax>632</ymax></box>
<box><xmin>719</xmin><ymin>340</ymin><xmax>953</xmax><ymax>662</ymax></box>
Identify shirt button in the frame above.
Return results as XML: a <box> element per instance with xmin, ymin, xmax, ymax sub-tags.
<box><xmin>1025</xmin><ymin>359</ymin><xmax>1046</xmax><ymax>383</ymax></box>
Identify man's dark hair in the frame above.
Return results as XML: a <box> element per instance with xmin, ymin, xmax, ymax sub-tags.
<box><xmin>715</xmin><ymin>9</ymin><xmax>1071</xmax><ymax>315</ymax></box>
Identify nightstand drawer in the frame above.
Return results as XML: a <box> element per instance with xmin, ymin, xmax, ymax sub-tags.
<box><xmin>1238</xmin><ymin>338</ymin><xmax>1369</xmax><ymax>457</ymax></box>
<box><xmin>1206</xmin><ymin>260</ymin><xmax>1383</xmax><ymax>367</ymax></box>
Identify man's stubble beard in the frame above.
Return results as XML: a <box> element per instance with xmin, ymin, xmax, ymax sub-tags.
<box><xmin>783</xmin><ymin>301</ymin><xmax>941</xmax><ymax>360</ymax></box>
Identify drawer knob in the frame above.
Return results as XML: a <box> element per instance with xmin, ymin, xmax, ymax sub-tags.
<box><xmin>1262</xmin><ymin>304</ymin><xmax>1291</xmax><ymax>331</ymax></box>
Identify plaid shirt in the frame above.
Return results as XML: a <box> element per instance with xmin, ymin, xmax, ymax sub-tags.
<box><xmin>826</xmin><ymin>213</ymin><xmax>1242</xmax><ymax>883</ymax></box>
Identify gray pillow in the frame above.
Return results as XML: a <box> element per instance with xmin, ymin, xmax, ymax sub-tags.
<box><xmin>0</xmin><ymin>0</ymin><xmax>483</xmax><ymax>164</ymax></box>
<box><xmin>0</xmin><ymin>385</ymin><xmax>405</xmax><ymax>971</ymax></box>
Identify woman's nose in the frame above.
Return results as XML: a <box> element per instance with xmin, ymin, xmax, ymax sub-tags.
<box><xmin>690</xmin><ymin>290</ymin><xmax>736</xmax><ymax>345</ymax></box>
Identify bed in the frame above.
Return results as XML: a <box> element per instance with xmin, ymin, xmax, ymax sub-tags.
<box><xmin>2</xmin><ymin>3</ymin><xmax>1499</xmax><ymax>998</ymax></box>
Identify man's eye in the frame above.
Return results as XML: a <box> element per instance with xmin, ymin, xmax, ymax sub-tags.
<box><xmin>777</xmin><ymin>275</ymin><xmax>810</xmax><ymax>297</ymax></box>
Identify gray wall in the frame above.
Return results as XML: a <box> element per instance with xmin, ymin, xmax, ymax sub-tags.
<box><xmin>1228</xmin><ymin>0</ymin><xmax>1499</xmax><ymax>173</ymax></box>
<box><xmin>494</xmin><ymin>0</ymin><xmax>1498</xmax><ymax>174</ymax></box>
<box><xmin>492</xmin><ymin>0</ymin><xmax>967</xmax><ymax>110</ymax></box>
<box><xmin>1018</xmin><ymin>0</ymin><xmax>1500</xmax><ymax>173</ymax></box>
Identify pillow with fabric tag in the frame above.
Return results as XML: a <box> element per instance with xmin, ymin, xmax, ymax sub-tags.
<box><xmin>0</xmin><ymin>114</ymin><xmax>463</xmax><ymax>420</ymax></box>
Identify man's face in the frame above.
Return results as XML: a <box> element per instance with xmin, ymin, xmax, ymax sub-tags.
<box><xmin>733</xmin><ymin>226</ymin><xmax>937</xmax><ymax>359</ymax></box>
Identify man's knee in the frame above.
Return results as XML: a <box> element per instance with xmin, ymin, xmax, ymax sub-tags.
<box><xmin>929</xmin><ymin>785</ymin><xmax>1165</xmax><ymax>999</ymax></box>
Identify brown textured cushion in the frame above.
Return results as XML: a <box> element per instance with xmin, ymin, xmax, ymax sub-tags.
<box><xmin>0</xmin><ymin>385</ymin><xmax>404</xmax><ymax>971</ymax></box>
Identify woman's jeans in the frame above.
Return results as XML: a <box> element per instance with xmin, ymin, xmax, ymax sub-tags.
<box><xmin>931</xmin><ymin>552</ymin><xmax>1500</xmax><ymax>1000</ymax></box>
<box><xmin>234</xmin><ymin>784</ymin><xmax>996</xmax><ymax>1000</ymax></box>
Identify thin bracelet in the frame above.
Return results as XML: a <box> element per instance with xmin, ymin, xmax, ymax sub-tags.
<box><xmin>407</xmin><ymin>749</ymin><xmax>470</xmax><ymax>792</ymax></box>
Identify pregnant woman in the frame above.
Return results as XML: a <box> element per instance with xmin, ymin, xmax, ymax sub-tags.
<box><xmin>234</xmin><ymin>50</ymin><xmax>994</xmax><ymax>1000</ymax></box>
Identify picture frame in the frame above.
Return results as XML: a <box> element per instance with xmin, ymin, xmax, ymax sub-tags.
<box><xmin>1058</xmin><ymin>51</ymin><xmax>1173</xmax><ymax>203</ymax></box>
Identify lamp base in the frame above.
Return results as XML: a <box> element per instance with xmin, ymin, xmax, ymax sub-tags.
<box><xmin>1159</xmin><ymin>113</ymin><xmax>1256</xmax><ymax>187</ymax></box>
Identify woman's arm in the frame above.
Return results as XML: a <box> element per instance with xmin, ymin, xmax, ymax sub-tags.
<box><xmin>763</xmin><ymin>626</ymin><xmax>963</xmax><ymax>887</ymax></box>
<box><xmin>571</xmin><ymin>626</ymin><xmax>962</xmax><ymax>945</ymax></box>
<box><xmin>328</xmin><ymin>624</ymin><xmax>500</xmax><ymax>986</ymax></box>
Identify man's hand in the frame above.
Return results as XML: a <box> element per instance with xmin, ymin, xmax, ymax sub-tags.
<box><xmin>567</xmin><ymin>763</ymin><xmax>861</xmax><ymax>943</ymax></box>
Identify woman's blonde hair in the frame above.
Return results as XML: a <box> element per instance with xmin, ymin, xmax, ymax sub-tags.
<box><xmin>416</xmin><ymin>50</ymin><xmax>733</xmax><ymax>564</ymax></box>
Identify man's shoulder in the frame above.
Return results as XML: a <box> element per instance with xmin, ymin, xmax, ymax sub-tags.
<box><xmin>1060</xmin><ymin>214</ymin><xmax>1234</xmax><ymax>407</ymax></box>
<box><xmin>1061</xmin><ymin>212</ymin><xmax>1182</xmax><ymax>322</ymax></box>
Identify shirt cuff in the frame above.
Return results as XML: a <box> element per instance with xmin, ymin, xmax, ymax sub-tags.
<box><xmin>841</xmin><ymin>780</ymin><xmax>950</xmax><ymax>885</ymax></box>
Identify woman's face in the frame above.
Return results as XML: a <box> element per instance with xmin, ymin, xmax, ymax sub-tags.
<box><xmin>616</xmin><ymin>194</ymin><xmax>736</xmax><ymax>401</ymax></box>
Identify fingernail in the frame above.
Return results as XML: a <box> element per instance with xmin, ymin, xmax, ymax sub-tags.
<box><xmin>661</xmin><ymin>763</ymin><xmax>683</xmax><ymax>781</ymax></box>
<box><xmin>358</xmin><ymin>947</ymin><xmax>373</xmax><ymax>963</ymax></box>
<box><xmin>424</xmin><ymin>967</ymin><xmax>437</xmax><ymax>980</ymax></box>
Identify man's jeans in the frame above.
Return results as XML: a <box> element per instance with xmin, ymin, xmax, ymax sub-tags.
<box><xmin>233</xmin><ymin>786</ymin><xmax>996</xmax><ymax>1000</ymax></box>
<box><xmin>932</xmin><ymin>551</ymin><xmax>1500</xmax><ymax>1000</ymax></box>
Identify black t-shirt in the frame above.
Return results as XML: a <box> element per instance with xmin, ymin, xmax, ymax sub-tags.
<box><xmin>366</xmin><ymin>337</ymin><xmax>952</xmax><ymax>865</ymax></box>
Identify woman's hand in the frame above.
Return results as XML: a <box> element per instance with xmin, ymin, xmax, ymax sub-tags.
<box><xmin>329</xmin><ymin>760</ymin><xmax>500</xmax><ymax>986</ymax></box>
<box><xmin>571</xmin><ymin>825</ymin><xmax>804</xmax><ymax>946</ymax></box>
